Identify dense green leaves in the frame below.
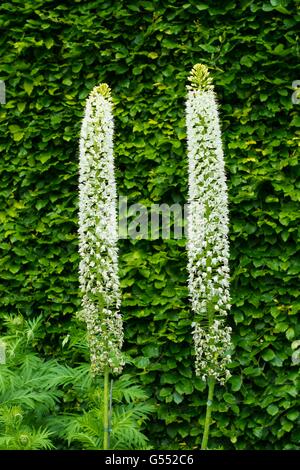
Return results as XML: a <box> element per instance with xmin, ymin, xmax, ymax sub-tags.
<box><xmin>0</xmin><ymin>0</ymin><xmax>299</xmax><ymax>450</ymax></box>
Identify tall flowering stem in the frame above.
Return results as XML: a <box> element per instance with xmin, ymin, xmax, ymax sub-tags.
<box><xmin>78</xmin><ymin>83</ymin><xmax>123</xmax><ymax>449</ymax></box>
<box><xmin>186</xmin><ymin>64</ymin><xmax>232</xmax><ymax>449</ymax></box>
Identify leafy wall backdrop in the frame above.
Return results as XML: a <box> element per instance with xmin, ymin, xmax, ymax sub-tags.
<box><xmin>0</xmin><ymin>0</ymin><xmax>299</xmax><ymax>449</ymax></box>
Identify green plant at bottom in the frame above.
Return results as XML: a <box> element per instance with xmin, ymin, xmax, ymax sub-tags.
<box><xmin>0</xmin><ymin>405</ymin><xmax>54</xmax><ymax>450</ymax></box>
<box><xmin>50</xmin><ymin>370</ymin><xmax>154</xmax><ymax>450</ymax></box>
<box><xmin>0</xmin><ymin>315</ymin><xmax>154</xmax><ymax>450</ymax></box>
<box><xmin>0</xmin><ymin>315</ymin><xmax>73</xmax><ymax>450</ymax></box>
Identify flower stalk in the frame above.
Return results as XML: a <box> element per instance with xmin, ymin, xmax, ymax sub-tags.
<box><xmin>79</xmin><ymin>83</ymin><xmax>123</xmax><ymax>449</ymax></box>
<box><xmin>186</xmin><ymin>64</ymin><xmax>232</xmax><ymax>449</ymax></box>
<box><xmin>201</xmin><ymin>377</ymin><xmax>215</xmax><ymax>450</ymax></box>
<box><xmin>103</xmin><ymin>368</ymin><xmax>110</xmax><ymax>450</ymax></box>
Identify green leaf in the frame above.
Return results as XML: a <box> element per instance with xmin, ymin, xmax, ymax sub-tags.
<box><xmin>148</xmin><ymin>52</ymin><xmax>158</xmax><ymax>59</ymax></box>
<box><xmin>38</xmin><ymin>154</ymin><xmax>52</xmax><ymax>164</ymax></box>
<box><xmin>262</xmin><ymin>349</ymin><xmax>275</xmax><ymax>361</ymax></box>
<box><xmin>267</xmin><ymin>404</ymin><xmax>279</xmax><ymax>416</ymax></box>
<box><xmin>291</xmin><ymin>115</ymin><xmax>300</xmax><ymax>127</ymax></box>
<box><xmin>142</xmin><ymin>345</ymin><xmax>159</xmax><ymax>358</ymax></box>
<box><xmin>195</xmin><ymin>3</ymin><xmax>209</xmax><ymax>10</ymax></box>
<box><xmin>24</xmin><ymin>81</ymin><xmax>34</xmax><ymax>95</ymax></box>
<box><xmin>9</xmin><ymin>265</ymin><xmax>20</xmax><ymax>274</ymax></box>
<box><xmin>175</xmin><ymin>380</ymin><xmax>193</xmax><ymax>395</ymax></box>
<box><xmin>286</xmin><ymin>328</ymin><xmax>295</xmax><ymax>340</ymax></box>
<box><xmin>223</xmin><ymin>393</ymin><xmax>236</xmax><ymax>405</ymax></box>
<box><xmin>17</xmin><ymin>103</ymin><xmax>26</xmax><ymax>112</ymax></box>
<box><xmin>287</xmin><ymin>410</ymin><xmax>299</xmax><ymax>421</ymax></box>
<box><xmin>230</xmin><ymin>376</ymin><xmax>242</xmax><ymax>391</ymax></box>
<box><xmin>173</xmin><ymin>392</ymin><xmax>184</xmax><ymax>404</ymax></box>
<box><xmin>14</xmin><ymin>132</ymin><xmax>24</xmax><ymax>141</ymax></box>
<box><xmin>134</xmin><ymin>357</ymin><xmax>150</xmax><ymax>369</ymax></box>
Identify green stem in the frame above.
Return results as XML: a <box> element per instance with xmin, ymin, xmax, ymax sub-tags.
<box><xmin>108</xmin><ymin>378</ymin><xmax>113</xmax><ymax>449</ymax></box>
<box><xmin>103</xmin><ymin>368</ymin><xmax>110</xmax><ymax>450</ymax></box>
<box><xmin>201</xmin><ymin>377</ymin><xmax>215</xmax><ymax>450</ymax></box>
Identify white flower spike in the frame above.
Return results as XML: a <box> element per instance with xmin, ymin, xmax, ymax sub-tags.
<box><xmin>79</xmin><ymin>83</ymin><xmax>124</xmax><ymax>376</ymax></box>
<box><xmin>186</xmin><ymin>64</ymin><xmax>232</xmax><ymax>385</ymax></box>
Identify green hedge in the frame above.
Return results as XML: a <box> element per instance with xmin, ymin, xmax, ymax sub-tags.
<box><xmin>0</xmin><ymin>0</ymin><xmax>299</xmax><ymax>449</ymax></box>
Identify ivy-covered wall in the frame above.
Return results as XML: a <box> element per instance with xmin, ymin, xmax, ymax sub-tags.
<box><xmin>0</xmin><ymin>0</ymin><xmax>299</xmax><ymax>450</ymax></box>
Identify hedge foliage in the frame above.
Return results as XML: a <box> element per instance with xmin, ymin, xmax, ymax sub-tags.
<box><xmin>0</xmin><ymin>0</ymin><xmax>299</xmax><ymax>449</ymax></box>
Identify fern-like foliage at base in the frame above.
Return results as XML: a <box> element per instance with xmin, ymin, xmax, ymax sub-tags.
<box><xmin>49</xmin><ymin>372</ymin><xmax>155</xmax><ymax>450</ymax></box>
<box><xmin>0</xmin><ymin>315</ymin><xmax>73</xmax><ymax>450</ymax></box>
<box><xmin>0</xmin><ymin>315</ymin><xmax>155</xmax><ymax>450</ymax></box>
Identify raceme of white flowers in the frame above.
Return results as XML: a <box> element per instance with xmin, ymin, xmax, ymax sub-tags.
<box><xmin>186</xmin><ymin>64</ymin><xmax>232</xmax><ymax>385</ymax></box>
<box><xmin>78</xmin><ymin>83</ymin><xmax>124</xmax><ymax>376</ymax></box>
